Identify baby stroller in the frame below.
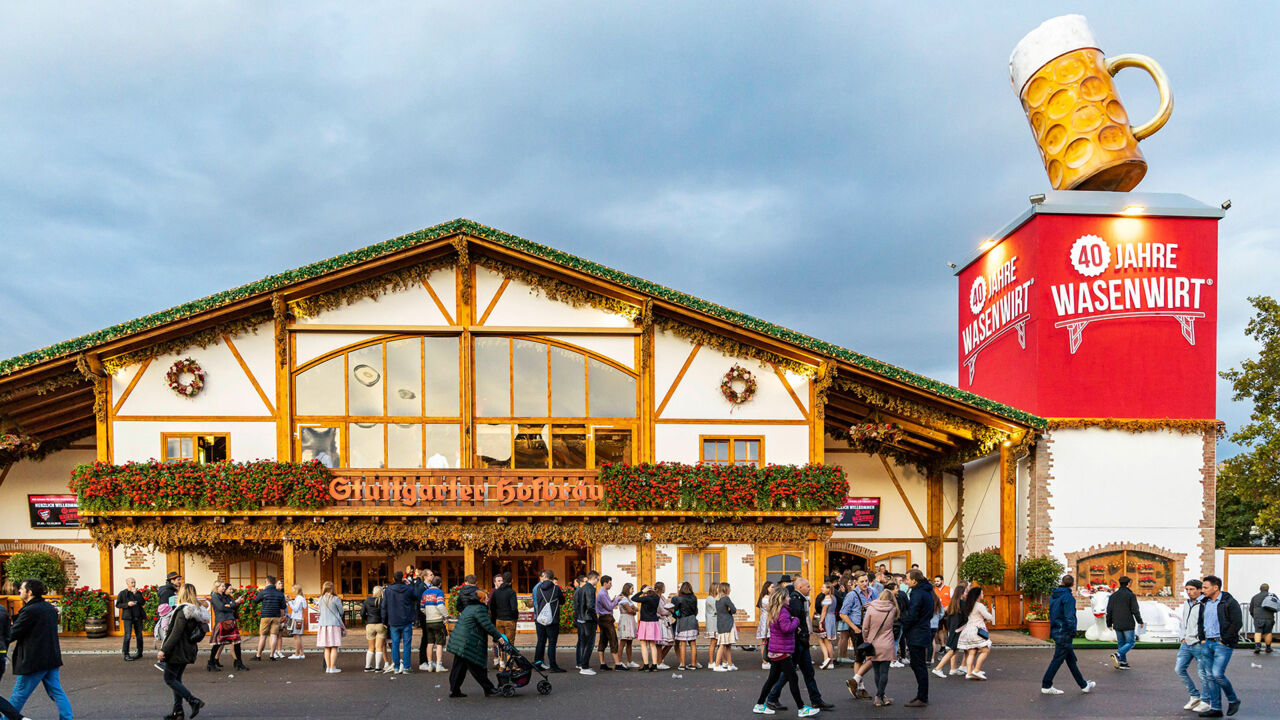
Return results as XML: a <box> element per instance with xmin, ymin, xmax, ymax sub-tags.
<box><xmin>495</xmin><ymin>642</ymin><xmax>552</xmax><ymax>697</ymax></box>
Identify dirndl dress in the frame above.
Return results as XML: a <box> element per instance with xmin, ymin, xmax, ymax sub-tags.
<box><xmin>637</xmin><ymin>620</ymin><xmax>663</xmax><ymax>642</ymax></box>
<box><xmin>315</xmin><ymin>625</ymin><xmax>344</xmax><ymax>648</ymax></box>
<box><xmin>658</xmin><ymin>602</ymin><xmax>675</xmax><ymax>646</ymax></box>
<box><xmin>212</xmin><ymin>618</ymin><xmax>241</xmax><ymax>646</ymax></box>
<box><xmin>617</xmin><ymin>598</ymin><xmax>638</xmax><ymax>640</ymax></box>
<box><xmin>756</xmin><ymin>597</ymin><xmax>770</xmax><ymax>640</ymax></box>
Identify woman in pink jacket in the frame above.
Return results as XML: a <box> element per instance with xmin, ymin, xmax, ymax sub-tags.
<box><xmin>856</xmin><ymin>590</ymin><xmax>901</xmax><ymax>707</ymax></box>
<box><xmin>752</xmin><ymin>587</ymin><xmax>819</xmax><ymax>717</ymax></box>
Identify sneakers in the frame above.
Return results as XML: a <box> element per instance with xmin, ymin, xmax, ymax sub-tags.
<box><xmin>600</xmin><ymin>664</ymin><xmax>613</xmax><ymax>672</ymax></box>
<box><xmin>798</xmin><ymin>707</ymin><xmax>820</xmax><ymax>717</ymax></box>
<box><xmin>1227</xmin><ymin>700</ymin><xmax>1241</xmax><ymax>716</ymax></box>
<box><xmin>890</xmin><ymin>661</ymin><xmax>904</xmax><ymax>668</ymax></box>
<box><xmin>288</xmin><ymin>654</ymin><xmax>305</xmax><ymax>660</ymax></box>
<box><xmin>932</xmin><ymin>668</ymin><xmax>947</xmax><ymax>679</ymax></box>
<box><xmin>1081</xmin><ymin>681</ymin><xmax>1095</xmax><ymax>694</ymax></box>
<box><xmin>419</xmin><ymin>662</ymin><xmax>432</xmax><ymax>671</ymax></box>
<box><xmin>1040</xmin><ymin>687</ymin><xmax>1064</xmax><ymax>695</ymax></box>
<box><xmin>713</xmin><ymin>665</ymin><xmax>730</xmax><ymax>672</ymax></box>
<box><xmin>382</xmin><ymin>664</ymin><xmax>395</xmax><ymax>674</ymax></box>
<box><xmin>1185</xmin><ymin>697</ymin><xmax>1201</xmax><ymax>710</ymax></box>
<box><xmin>1110</xmin><ymin>653</ymin><xmax>1121</xmax><ymax>668</ymax></box>
<box><xmin>752</xmin><ymin>704</ymin><xmax>776</xmax><ymax>715</ymax></box>
<box><xmin>728</xmin><ymin>664</ymin><xmax>738</xmax><ymax>671</ymax></box>
<box><xmin>628</xmin><ymin>661</ymin><xmax>642</xmax><ymax>668</ymax></box>
<box><xmin>656</xmin><ymin>663</ymin><xmax>671</xmax><ymax>670</ymax></box>
<box><xmin>949</xmin><ymin>667</ymin><xmax>967</xmax><ymax>676</ymax></box>
<box><xmin>579</xmin><ymin>668</ymin><xmax>596</xmax><ymax>676</ymax></box>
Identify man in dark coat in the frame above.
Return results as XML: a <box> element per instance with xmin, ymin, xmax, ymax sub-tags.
<box><xmin>8</xmin><ymin>578</ymin><xmax>75</xmax><ymax>720</ymax></box>
<box><xmin>1106</xmin><ymin>576</ymin><xmax>1144</xmax><ymax>669</ymax></box>
<box><xmin>766</xmin><ymin>577</ymin><xmax>834</xmax><ymax>712</ymax></box>
<box><xmin>156</xmin><ymin>571</ymin><xmax>181</xmax><ymax>608</ymax></box>
<box><xmin>383</xmin><ymin>570</ymin><xmax>426</xmax><ymax>673</ymax></box>
<box><xmin>253</xmin><ymin>575</ymin><xmax>286</xmax><ymax>662</ymax></box>
<box><xmin>899</xmin><ymin>570</ymin><xmax>935</xmax><ymax>707</ymax></box>
<box><xmin>445</xmin><ymin>579</ymin><xmax>507</xmax><ymax>697</ymax></box>
<box><xmin>573</xmin><ymin>571</ymin><xmax>598</xmax><ymax>674</ymax></box>
<box><xmin>116</xmin><ymin>576</ymin><xmax>145</xmax><ymax>661</ymax></box>
<box><xmin>0</xmin><ymin>600</ymin><xmax>25</xmax><ymax>720</ymax></box>
<box><xmin>1248</xmin><ymin>583</ymin><xmax>1275</xmax><ymax>654</ymax></box>
<box><xmin>1040</xmin><ymin>575</ymin><xmax>1095</xmax><ymax>694</ymax></box>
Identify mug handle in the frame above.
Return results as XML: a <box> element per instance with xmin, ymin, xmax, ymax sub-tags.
<box><xmin>1104</xmin><ymin>53</ymin><xmax>1173</xmax><ymax>141</ymax></box>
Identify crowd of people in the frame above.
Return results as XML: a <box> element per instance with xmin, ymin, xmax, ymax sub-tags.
<box><xmin>0</xmin><ymin>563</ymin><xmax>1272</xmax><ymax>719</ymax></box>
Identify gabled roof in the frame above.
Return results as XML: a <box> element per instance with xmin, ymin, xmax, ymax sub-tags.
<box><xmin>0</xmin><ymin>219</ymin><xmax>1045</xmax><ymax>433</ymax></box>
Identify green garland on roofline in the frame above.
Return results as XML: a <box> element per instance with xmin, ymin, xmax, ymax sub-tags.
<box><xmin>476</xmin><ymin>256</ymin><xmax>640</xmax><ymax>320</ymax></box>
<box><xmin>289</xmin><ymin>258</ymin><xmax>455</xmax><ymax>319</ymax></box>
<box><xmin>0</xmin><ymin>371</ymin><xmax>88</xmax><ymax>404</ymax></box>
<box><xmin>101</xmin><ymin>312</ymin><xmax>273</xmax><ymax>374</ymax></box>
<box><xmin>0</xmin><ymin>218</ymin><xmax>1043</xmax><ymax>430</ymax></box>
<box><xmin>654</xmin><ymin>317</ymin><xmax>814</xmax><ymax>376</ymax></box>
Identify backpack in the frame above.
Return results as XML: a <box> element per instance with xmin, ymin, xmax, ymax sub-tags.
<box><xmin>186</xmin><ymin>614</ymin><xmax>209</xmax><ymax>644</ymax></box>
<box><xmin>1262</xmin><ymin>593</ymin><xmax>1280</xmax><ymax>613</ymax></box>
<box><xmin>534</xmin><ymin>586</ymin><xmax>556</xmax><ymax>626</ymax></box>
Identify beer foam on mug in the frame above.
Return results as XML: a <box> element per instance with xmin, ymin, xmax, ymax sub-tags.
<box><xmin>1009</xmin><ymin>15</ymin><xmax>1098</xmax><ymax>94</ymax></box>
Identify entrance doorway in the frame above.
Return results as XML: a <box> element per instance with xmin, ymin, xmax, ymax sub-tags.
<box><xmin>827</xmin><ymin>550</ymin><xmax>870</xmax><ymax>576</ymax></box>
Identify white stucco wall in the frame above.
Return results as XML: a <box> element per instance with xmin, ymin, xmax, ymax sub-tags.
<box><xmin>112</xmin><ymin>545</ymin><xmax>164</xmax><ymax>584</ymax></box>
<box><xmin>113</xmin><ymin>330</ymin><xmax>276</xmax><ymax>419</ymax></box>
<box><xmin>725</xmin><ymin>543</ymin><xmax>756</xmax><ymax>623</ymax></box>
<box><xmin>291</xmin><ymin>272</ymin><xmax>454</xmax><ymax>327</ymax></box>
<box><xmin>825</xmin><ymin>450</ymin><xmax>928</xmax><ymax>539</ymax></box>
<box><xmin>600</xmin><ymin>544</ymin><xmax>638</xmax><ymax>590</ymax></box>
<box><xmin>655</xmin><ymin>543</ymin><xmax>679</xmax><ymax>592</ymax></box>
<box><xmin>961</xmin><ymin>454</ymin><xmax>1001</xmax><ymax>555</ymax></box>
<box><xmin>1046</xmin><ymin>427</ymin><xmax>1208</xmax><ymax>582</ymax></box>
<box><xmin>655</xmin><ymin>424</ymin><xmax>808</xmax><ymax>465</ymax></box>
<box><xmin>112</xmin><ymin>421</ymin><xmax>277</xmax><ymax>463</ymax></box>
<box><xmin>0</xmin><ymin>447</ymin><xmax>96</xmax><ymax>542</ymax></box>
<box><xmin>654</xmin><ymin>331</ymin><xmax>808</xmax><ymax>421</ymax></box>
<box><xmin>476</xmin><ymin>266</ymin><xmax>634</xmax><ymax>328</ymax></box>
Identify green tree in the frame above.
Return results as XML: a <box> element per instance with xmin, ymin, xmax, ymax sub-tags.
<box><xmin>1219</xmin><ymin>295</ymin><xmax>1280</xmax><ymax>544</ymax></box>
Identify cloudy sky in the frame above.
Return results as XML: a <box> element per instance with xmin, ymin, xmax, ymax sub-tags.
<box><xmin>1</xmin><ymin>2</ymin><xmax>1273</xmax><ymax>455</ymax></box>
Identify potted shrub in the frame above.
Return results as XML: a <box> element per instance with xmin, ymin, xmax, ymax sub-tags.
<box><xmin>2</xmin><ymin>552</ymin><xmax>68</xmax><ymax>595</ymax></box>
<box><xmin>1017</xmin><ymin>555</ymin><xmax>1065</xmax><ymax>640</ymax></box>
<box><xmin>959</xmin><ymin>550</ymin><xmax>1007</xmax><ymax>588</ymax></box>
<box><xmin>60</xmin><ymin>587</ymin><xmax>111</xmax><ymax>637</ymax></box>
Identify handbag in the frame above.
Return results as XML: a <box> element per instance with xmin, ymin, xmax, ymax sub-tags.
<box><xmin>856</xmin><ymin>604</ymin><xmax>891</xmax><ymax>655</ymax></box>
<box><xmin>534</xmin><ymin>586</ymin><xmax>556</xmax><ymax>626</ymax></box>
<box><xmin>1262</xmin><ymin>593</ymin><xmax>1280</xmax><ymax>612</ymax></box>
<box><xmin>977</xmin><ymin>627</ymin><xmax>990</xmax><ymax>640</ymax></box>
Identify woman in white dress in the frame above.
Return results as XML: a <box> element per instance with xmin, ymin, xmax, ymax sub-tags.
<box><xmin>616</xmin><ymin>582</ymin><xmax>640</xmax><ymax>668</ymax></box>
<box><xmin>956</xmin><ymin>585</ymin><xmax>995</xmax><ymax>680</ymax></box>
<box><xmin>704</xmin><ymin>581</ymin><xmax>720</xmax><ymax>669</ymax></box>
<box><xmin>813</xmin><ymin>581</ymin><xmax>836</xmax><ymax>668</ymax></box>
<box><xmin>655</xmin><ymin>581</ymin><xmax>675</xmax><ymax>669</ymax></box>
<box><xmin>755</xmin><ymin>581</ymin><xmax>774</xmax><ymax>669</ymax></box>
<box><xmin>286</xmin><ymin>584</ymin><xmax>308</xmax><ymax>659</ymax></box>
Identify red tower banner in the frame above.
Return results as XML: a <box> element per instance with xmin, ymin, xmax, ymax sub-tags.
<box><xmin>957</xmin><ymin>192</ymin><xmax>1222</xmax><ymax>419</ymax></box>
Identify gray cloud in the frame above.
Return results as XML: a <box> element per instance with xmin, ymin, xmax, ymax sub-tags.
<box><xmin>1</xmin><ymin>1</ymin><xmax>1272</xmax><ymax>455</ymax></box>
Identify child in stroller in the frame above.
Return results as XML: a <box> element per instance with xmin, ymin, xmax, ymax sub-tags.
<box><xmin>495</xmin><ymin>641</ymin><xmax>553</xmax><ymax>696</ymax></box>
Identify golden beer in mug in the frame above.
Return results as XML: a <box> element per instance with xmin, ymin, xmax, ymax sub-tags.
<box><xmin>1010</xmin><ymin>15</ymin><xmax>1173</xmax><ymax>191</ymax></box>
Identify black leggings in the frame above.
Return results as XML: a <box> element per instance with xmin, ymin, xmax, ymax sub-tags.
<box><xmin>756</xmin><ymin>656</ymin><xmax>803</xmax><ymax>707</ymax></box>
<box><xmin>164</xmin><ymin>662</ymin><xmax>197</xmax><ymax>710</ymax></box>
<box><xmin>872</xmin><ymin>660</ymin><xmax>890</xmax><ymax>697</ymax></box>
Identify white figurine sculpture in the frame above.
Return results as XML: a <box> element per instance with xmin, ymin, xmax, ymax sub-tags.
<box><xmin>1078</xmin><ymin>588</ymin><xmax>1183</xmax><ymax>643</ymax></box>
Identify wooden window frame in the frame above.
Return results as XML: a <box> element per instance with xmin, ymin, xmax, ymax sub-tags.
<box><xmin>225</xmin><ymin>558</ymin><xmax>280</xmax><ymax>590</ymax></box>
<box><xmin>698</xmin><ymin>435</ymin><xmax>765</xmax><ymax>466</ymax></box>
<box><xmin>755</xmin><ymin>546</ymin><xmax>807</xmax><ymax>590</ymax></box>
<box><xmin>160</xmin><ymin>432</ymin><xmax>231</xmax><ymax>463</ymax></box>
<box><xmin>677</xmin><ymin>546</ymin><xmax>728</xmax><ymax>596</ymax></box>
<box><xmin>336</xmin><ymin>555</ymin><xmax>393</xmax><ymax>598</ymax></box>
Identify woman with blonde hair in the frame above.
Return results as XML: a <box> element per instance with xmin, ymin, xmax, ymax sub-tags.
<box><xmin>712</xmin><ymin>582</ymin><xmax>738</xmax><ymax>671</ymax></box>
<box><xmin>157</xmin><ymin>584</ymin><xmax>209</xmax><ymax>719</ymax></box>
<box><xmin>932</xmin><ymin>581</ymin><xmax>969</xmax><ymax>679</ymax></box>
<box><xmin>813</xmin><ymin>581</ymin><xmax>836</xmax><ymax>669</ymax></box>
<box><xmin>207</xmin><ymin>580</ymin><xmax>249</xmax><ymax>672</ymax></box>
<box><xmin>286</xmin><ymin>584</ymin><xmax>307</xmax><ymax>660</ymax></box>
<box><xmin>753</xmin><ymin>587</ymin><xmax>819</xmax><ymax>716</ymax></box>
<box><xmin>631</xmin><ymin>584</ymin><xmax>663</xmax><ymax>672</ymax></box>
<box><xmin>704</xmin><ymin>580</ymin><xmax>719</xmax><ymax>669</ymax></box>
<box><xmin>363</xmin><ymin>585</ymin><xmax>387</xmax><ymax>672</ymax></box>
<box><xmin>615</xmin><ymin>582</ymin><xmax>640</xmax><ymax>668</ymax></box>
<box><xmin>315</xmin><ymin>580</ymin><xmax>346</xmax><ymax>673</ymax></box>
<box><xmin>755</xmin><ymin>580</ymin><xmax>775</xmax><ymax>670</ymax></box>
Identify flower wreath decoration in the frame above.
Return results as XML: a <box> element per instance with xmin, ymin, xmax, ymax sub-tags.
<box><xmin>720</xmin><ymin>364</ymin><xmax>757</xmax><ymax>405</ymax></box>
<box><xmin>165</xmin><ymin>358</ymin><xmax>205</xmax><ymax>398</ymax></box>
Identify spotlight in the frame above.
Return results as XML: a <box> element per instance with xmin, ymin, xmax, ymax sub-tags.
<box><xmin>1221</xmin><ymin>199</ymin><xmax>1232</xmax><ymax>211</ymax></box>
<box><xmin>1029</xmin><ymin>193</ymin><xmax>1046</xmax><ymax>204</ymax></box>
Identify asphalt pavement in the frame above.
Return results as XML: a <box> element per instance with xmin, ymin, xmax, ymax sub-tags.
<box><xmin>5</xmin><ymin>646</ymin><xmax>1278</xmax><ymax>719</ymax></box>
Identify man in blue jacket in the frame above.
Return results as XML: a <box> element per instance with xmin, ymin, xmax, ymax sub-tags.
<box><xmin>384</xmin><ymin>570</ymin><xmax>427</xmax><ymax>674</ymax></box>
<box><xmin>253</xmin><ymin>575</ymin><xmax>286</xmax><ymax>661</ymax></box>
<box><xmin>1041</xmin><ymin>575</ymin><xmax>1096</xmax><ymax>695</ymax></box>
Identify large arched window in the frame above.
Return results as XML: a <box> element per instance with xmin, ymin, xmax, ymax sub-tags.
<box><xmin>473</xmin><ymin>337</ymin><xmax>637</xmax><ymax>469</ymax></box>
<box><xmin>293</xmin><ymin>335</ymin><xmax>462</xmax><ymax>469</ymax></box>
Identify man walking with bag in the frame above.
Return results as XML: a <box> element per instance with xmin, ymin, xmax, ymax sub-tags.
<box><xmin>533</xmin><ymin>569</ymin><xmax>565</xmax><ymax>673</ymax></box>
<box><xmin>1040</xmin><ymin>575</ymin><xmax>1095</xmax><ymax>696</ymax></box>
<box><xmin>1248</xmin><ymin>583</ymin><xmax>1276</xmax><ymax>654</ymax></box>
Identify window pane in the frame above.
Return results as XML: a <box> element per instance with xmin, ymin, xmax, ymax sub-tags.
<box><xmin>514</xmin><ymin>423</ymin><xmax>550</xmax><ymax>469</ymax></box>
<box><xmin>786</xmin><ymin>555</ymin><xmax>802</xmax><ymax>574</ymax></box>
<box><xmin>681</xmin><ymin>553</ymin><xmax>698</xmax><ymax>588</ymax></box>
<box><xmin>166</xmin><ymin>437</ymin><xmax>184</xmax><ymax>461</ymax></box>
<box><xmin>340</xmin><ymin>560</ymin><xmax>361</xmax><ymax>596</ymax></box>
<box><xmin>181</xmin><ymin>437</ymin><xmax>194</xmax><ymax>458</ymax></box>
<box><xmin>388</xmin><ymin>423</ymin><xmax>423</xmax><ymax>468</ymax></box>
<box><xmin>734</xmin><ymin>439</ymin><xmax>760</xmax><ymax>466</ymax></box>
<box><xmin>425</xmin><ymin>424</ymin><xmax>461</xmax><ymax>468</ymax></box>
<box><xmin>704</xmin><ymin>552</ymin><xmax>721</xmax><ymax>587</ymax></box>
<box><xmin>476</xmin><ymin>423</ymin><xmax>512</xmax><ymax>468</ymax></box>
<box><xmin>298</xmin><ymin>426</ymin><xmax>341</xmax><ymax>467</ymax></box>
<box><xmin>386</xmin><ymin>338</ymin><xmax>423</xmax><ymax>416</ymax></box>
<box><xmin>349</xmin><ymin>423</ymin><xmax>384</xmax><ymax>468</ymax></box>
<box><xmin>348</xmin><ymin>344</ymin><xmax>384</xmax><ymax>416</ymax></box>
<box><xmin>295</xmin><ymin>355</ymin><xmax>345</xmax><ymax>416</ymax></box>
<box><xmin>549</xmin><ymin>345</ymin><xmax>585</xmax><ymax>417</ymax></box>
<box><xmin>197</xmin><ymin>435</ymin><xmax>228</xmax><ymax>463</ymax></box>
<box><xmin>475</xmin><ymin>338</ymin><xmax>511</xmax><ymax>417</ymax></box>
<box><xmin>594</xmin><ymin>429</ymin><xmax>631</xmax><ymax>466</ymax></box>
<box><xmin>588</xmin><ymin>359</ymin><xmax>636</xmax><ymax>417</ymax></box>
<box><xmin>703</xmin><ymin>439</ymin><xmax>728</xmax><ymax>464</ymax></box>
<box><xmin>425</xmin><ymin>337</ymin><xmax>459</xmax><ymax>416</ymax></box>
<box><xmin>766</xmin><ymin>555</ymin><xmax>783</xmax><ymax>573</ymax></box>
<box><xmin>551</xmin><ymin>425</ymin><xmax>587</xmax><ymax>469</ymax></box>
<box><xmin>512</xmin><ymin>340</ymin><xmax>549</xmax><ymax>416</ymax></box>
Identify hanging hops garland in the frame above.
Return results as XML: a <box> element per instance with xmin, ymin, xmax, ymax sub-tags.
<box><xmin>720</xmin><ymin>364</ymin><xmax>757</xmax><ymax>405</ymax></box>
<box><xmin>848</xmin><ymin>422</ymin><xmax>904</xmax><ymax>444</ymax></box>
<box><xmin>165</xmin><ymin>358</ymin><xmax>205</xmax><ymax>398</ymax></box>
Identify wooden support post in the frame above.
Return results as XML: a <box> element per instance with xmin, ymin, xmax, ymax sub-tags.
<box><xmin>274</xmin><ymin>301</ymin><xmax>292</xmax><ymax>462</ymax></box>
<box><xmin>464</xmin><ymin>543</ymin><xmax>477</xmax><ymax>579</ymax></box>
<box><xmin>998</xmin><ymin>442</ymin><xmax>1017</xmax><ymax>591</ymax></box>
<box><xmin>638</xmin><ymin>541</ymin><xmax>655</xmax><ymax>586</ymax></box>
<box><xmin>282</xmin><ymin>539</ymin><xmax>295</xmax><ymax>592</ymax></box>
<box><xmin>927</xmin><ymin>469</ymin><xmax>943</xmax><ymax>577</ymax></box>
<box><xmin>807</xmin><ymin>538</ymin><xmax>827</xmax><ymax>593</ymax></box>
<box><xmin>96</xmin><ymin>376</ymin><xmax>112</xmax><ymax>462</ymax></box>
<box><xmin>100</xmin><ymin>545</ymin><xmax>116</xmax><ymax>634</ymax></box>
<box><xmin>166</xmin><ymin>550</ymin><xmax>184</xmax><ymax>579</ymax></box>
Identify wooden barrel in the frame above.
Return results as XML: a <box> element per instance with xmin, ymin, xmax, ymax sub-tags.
<box><xmin>85</xmin><ymin>615</ymin><xmax>108</xmax><ymax>639</ymax></box>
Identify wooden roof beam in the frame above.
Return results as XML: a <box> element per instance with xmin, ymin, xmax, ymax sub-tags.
<box><xmin>12</xmin><ymin>397</ymin><xmax>95</xmax><ymax>430</ymax></box>
<box><xmin>3</xmin><ymin>386</ymin><xmax>95</xmax><ymax>416</ymax></box>
<box><xmin>826</xmin><ymin>395</ymin><xmax>962</xmax><ymax>445</ymax></box>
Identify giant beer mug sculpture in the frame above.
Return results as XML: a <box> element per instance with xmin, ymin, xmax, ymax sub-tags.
<box><xmin>1010</xmin><ymin>15</ymin><xmax>1172</xmax><ymax>191</ymax></box>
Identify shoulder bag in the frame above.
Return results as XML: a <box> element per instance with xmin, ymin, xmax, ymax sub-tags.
<box><xmin>856</xmin><ymin>606</ymin><xmax>890</xmax><ymax>655</ymax></box>
<box><xmin>535</xmin><ymin>586</ymin><xmax>556</xmax><ymax>626</ymax></box>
